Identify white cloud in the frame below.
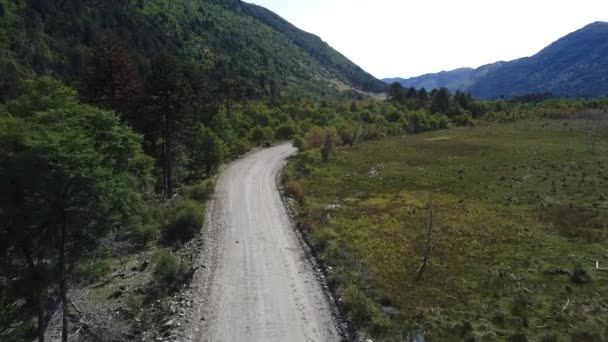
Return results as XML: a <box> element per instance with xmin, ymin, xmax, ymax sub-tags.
<box><xmin>245</xmin><ymin>0</ymin><xmax>608</xmax><ymax>78</ymax></box>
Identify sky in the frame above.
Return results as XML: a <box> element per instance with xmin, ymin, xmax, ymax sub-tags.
<box><xmin>245</xmin><ymin>0</ymin><xmax>608</xmax><ymax>79</ymax></box>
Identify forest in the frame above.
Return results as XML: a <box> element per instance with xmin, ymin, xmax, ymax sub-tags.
<box><xmin>2</xmin><ymin>0</ymin><xmax>608</xmax><ymax>340</ymax></box>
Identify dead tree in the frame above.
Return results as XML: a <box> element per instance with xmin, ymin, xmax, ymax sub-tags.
<box><xmin>415</xmin><ymin>199</ymin><xmax>434</xmax><ymax>281</ymax></box>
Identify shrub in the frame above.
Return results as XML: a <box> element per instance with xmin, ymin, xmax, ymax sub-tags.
<box><xmin>340</xmin><ymin>283</ymin><xmax>391</xmax><ymax>336</ymax></box>
<box><xmin>292</xmin><ymin>135</ymin><xmax>307</xmax><ymax>151</ymax></box>
<box><xmin>186</xmin><ymin>179</ymin><xmax>215</xmax><ymax>202</ymax></box>
<box><xmin>77</xmin><ymin>259</ymin><xmax>112</xmax><ymax>283</ymax></box>
<box><xmin>153</xmin><ymin>249</ymin><xmax>188</xmax><ymax>287</ymax></box>
<box><xmin>452</xmin><ymin>113</ymin><xmax>474</xmax><ymax>127</ymax></box>
<box><xmin>321</xmin><ymin>132</ymin><xmax>335</xmax><ymax>162</ymax></box>
<box><xmin>305</xmin><ymin>126</ymin><xmax>325</xmax><ymax>148</ymax></box>
<box><xmin>163</xmin><ymin>200</ymin><xmax>204</xmax><ymax>244</ymax></box>
<box><xmin>250</xmin><ymin>126</ymin><xmax>272</xmax><ymax>145</ymax></box>
<box><xmin>131</xmin><ymin>223</ymin><xmax>160</xmax><ymax>246</ymax></box>
<box><xmin>286</xmin><ymin>180</ymin><xmax>305</xmax><ymax>204</ymax></box>
<box><xmin>276</xmin><ymin>124</ymin><xmax>296</xmax><ymax>140</ymax></box>
<box><xmin>438</xmin><ymin>115</ymin><xmax>450</xmax><ymax>129</ymax></box>
<box><xmin>232</xmin><ymin>138</ymin><xmax>251</xmax><ymax>156</ymax></box>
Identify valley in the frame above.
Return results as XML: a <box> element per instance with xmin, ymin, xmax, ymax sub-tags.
<box><xmin>285</xmin><ymin>118</ymin><xmax>608</xmax><ymax>340</ymax></box>
<box><xmin>1</xmin><ymin>0</ymin><xmax>608</xmax><ymax>341</ymax></box>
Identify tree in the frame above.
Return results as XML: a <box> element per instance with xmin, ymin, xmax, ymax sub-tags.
<box><xmin>389</xmin><ymin>82</ymin><xmax>405</xmax><ymax>104</ymax></box>
<box><xmin>79</xmin><ymin>34</ymin><xmax>144</xmax><ymax>124</ymax></box>
<box><xmin>211</xmin><ymin>106</ymin><xmax>235</xmax><ymax>147</ymax></box>
<box><xmin>321</xmin><ymin>131</ymin><xmax>335</xmax><ymax>163</ymax></box>
<box><xmin>0</xmin><ymin>78</ymin><xmax>152</xmax><ymax>341</ymax></box>
<box><xmin>146</xmin><ymin>53</ymin><xmax>195</xmax><ymax>198</ymax></box>
<box><xmin>189</xmin><ymin>125</ymin><xmax>227</xmax><ymax>178</ymax></box>
<box><xmin>430</xmin><ymin>88</ymin><xmax>451</xmax><ymax>114</ymax></box>
<box><xmin>418</xmin><ymin>88</ymin><xmax>428</xmax><ymax>101</ymax></box>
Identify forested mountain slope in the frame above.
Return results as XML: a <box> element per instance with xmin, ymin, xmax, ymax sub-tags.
<box><xmin>384</xmin><ymin>22</ymin><xmax>608</xmax><ymax>98</ymax></box>
<box><xmin>470</xmin><ymin>21</ymin><xmax>608</xmax><ymax>98</ymax></box>
<box><xmin>0</xmin><ymin>0</ymin><xmax>385</xmax><ymax>102</ymax></box>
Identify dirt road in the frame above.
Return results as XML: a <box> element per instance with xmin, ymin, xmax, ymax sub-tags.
<box><xmin>185</xmin><ymin>143</ymin><xmax>340</xmax><ymax>342</ymax></box>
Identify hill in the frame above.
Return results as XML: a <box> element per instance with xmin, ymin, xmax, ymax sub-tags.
<box><xmin>384</xmin><ymin>22</ymin><xmax>608</xmax><ymax>98</ymax></box>
<box><xmin>0</xmin><ymin>0</ymin><xmax>385</xmax><ymax>102</ymax></box>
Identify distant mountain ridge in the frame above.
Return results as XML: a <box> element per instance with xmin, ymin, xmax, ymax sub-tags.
<box><xmin>384</xmin><ymin>22</ymin><xmax>608</xmax><ymax>98</ymax></box>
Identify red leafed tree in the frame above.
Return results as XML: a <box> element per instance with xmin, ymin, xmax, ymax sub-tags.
<box><xmin>80</xmin><ymin>33</ymin><xmax>143</xmax><ymax>122</ymax></box>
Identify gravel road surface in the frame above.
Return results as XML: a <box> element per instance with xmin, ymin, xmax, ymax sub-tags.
<box><xmin>186</xmin><ymin>143</ymin><xmax>340</xmax><ymax>342</ymax></box>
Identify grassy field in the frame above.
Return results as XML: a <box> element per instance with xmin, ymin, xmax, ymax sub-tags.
<box><xmin>286</xmin><ymin>119</ymin><xmax>608</xmax><ymax>341</ymax></box>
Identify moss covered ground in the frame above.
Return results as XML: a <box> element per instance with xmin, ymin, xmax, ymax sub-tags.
<box><xmin>287</xmin><ymin>119</ymin><xmax>608</xmax><ymax>341</ymax></box>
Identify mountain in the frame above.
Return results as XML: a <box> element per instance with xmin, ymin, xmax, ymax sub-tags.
<box><xmin>0</xmin><ymin>0</ymin><xmax>385</xmax><ymax>102</ymax></box>
<box><xmin>384</xmin><ymin>22</ymin><xmax>608</xmax><ymax>98</ymax></box>
<box><xmin>242</xmin><ymin>3</ymin><xmax>386</xmax><ymax>93</ymax></box>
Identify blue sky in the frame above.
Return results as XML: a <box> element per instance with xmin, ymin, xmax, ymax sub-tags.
<box><xmin>245</xmin><ymin>0</ymin><xmax>608</xmax><ymax>79</ymax></box>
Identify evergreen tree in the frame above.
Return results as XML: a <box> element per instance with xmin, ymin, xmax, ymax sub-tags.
<box><xmin>430</xmin><ymin>88</ymin><xmax>451</xmax><ymax>114</ymax></box>
<box><xmin>146</xmin><ymin>53</ymin><xmax>195</xmax><ymax>198</ymax></box>
<box><xmin>79</xmin><ymin>34</ymin><xmax>144</xmax><ymax>123</ymax></box>
<box><xmin>0</xmin><ymin>78</ymin><xmax>152</xmax><ymax>342</ymax></box>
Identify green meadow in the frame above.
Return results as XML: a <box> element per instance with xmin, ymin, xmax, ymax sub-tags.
<box><xmin>287</xmin><ymin>119</ymin><xmax>608</xmax><ymax>341</ymax></box>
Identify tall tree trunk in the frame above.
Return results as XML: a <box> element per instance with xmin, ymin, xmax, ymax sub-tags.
<box><xmin>60</xmin><ymin>217</ymin><xmax>68</xmax><ymax>342</ymax></box>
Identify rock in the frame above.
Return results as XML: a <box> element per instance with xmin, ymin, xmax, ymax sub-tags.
<box><xmin>163</xmin><ymin>319</ymin><xmax>177</xmax><ymax>330</ymax></box>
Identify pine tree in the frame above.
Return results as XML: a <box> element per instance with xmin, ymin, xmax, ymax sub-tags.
<box><xmin>80</xmin><ymin>34</ymin><xmax>144</xmax><ymax>123</ymax></box>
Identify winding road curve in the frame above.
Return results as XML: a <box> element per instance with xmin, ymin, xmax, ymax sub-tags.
<box><xmin>189</xmin><ymin>143</ymin><xmax>340</xmax><ymax>342</ymax></box>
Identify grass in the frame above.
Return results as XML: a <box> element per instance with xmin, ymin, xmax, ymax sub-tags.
<box><xmin>288</xmin><ymin>119</ymin><xmax>608</xmax><ymax>341</ymax></box>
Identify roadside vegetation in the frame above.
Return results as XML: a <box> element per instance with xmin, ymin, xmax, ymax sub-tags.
<box><xmin>285</xmin><ymin>114</ymin><xmax>608</xmax><ymax>341</ymax></box>
<box><xmin>2</xmin><ymin>1</ymin><xmax>608</xmax><ymax>340</ymax></box>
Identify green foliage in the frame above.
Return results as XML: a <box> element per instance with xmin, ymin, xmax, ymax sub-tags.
<box><xmin>131</xmin><ymin>223</ymin><xmax>161</xmax><ymax>246</ymax></box>
<box><xmin>163</xmin><ymin>200</ymin><xmax>204</xmax><ymax>245</ymax></box>
<box><xmin>452</xmin><ymin>113</ymin><xmax>474</xmax><ymax>126</ymax></box>
<box><xmin>186</xmin><ymin>179</ymin><xmax>216</xmax><ymax>202</ymax></box>
<box><xmin>0</xmin><ymin>0</ymin><xmax>385</xmax><ymax>106</ymax></box>
<box><xmin>321</xmin><ymin>131</ymin><xmax>335</xmax><ymax>163</ymax></box>
<box><xmin>340</xmin><ymin>284</ymin><xmax>392</xmax><ymax>336</ymax></box>
<box><xmin>275</xmin><ymin>123</ymin><xmax>297</xmax><ymax>140</ymax></box>
<box><xmin>285</xmin><ymin>180</ymin><xmax>305</xmax><ymax>204</ymax></box>
<box><xmin>153</xmin><ymin>249</ymin><xmax>189</xmax><ymax>287</ymax></box>
<box><xmin>0</xmin><ymin>77</ymin><xmax>153</xmax><ymax>338</ymax></box>
<box><xmin>292</xmin><ymin>135</ymin><xmax>307</xmax><ymax>151</ymax></box>
<box><xmin>250</xmin><ymin>125</ymin><xmax>273</xmax><ymax>145</ymax></box>
<box><xmin>77</xmin><ymin>259</ymin><xmax>112</xmax><ymax>284</ymax></box>
<box><xmin>232</xmin><ymin>138</ymin><xmax>252</xmax><ymax>156</ymax></box>
<box><xmin>291</xmin><ymin>120</ymin><xmax>608</xmax><ymax>340</ymax></box>
<box><xmin>190</xmin><ymin>125</ymin><xmax>228</xmax><ymax>178</ymax></box>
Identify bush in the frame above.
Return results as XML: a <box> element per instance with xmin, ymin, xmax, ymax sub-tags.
<box><xmin>153</xmin><ymin>249</ymin><xmax>188</xmax><ymax>287</ymax></box>
<box><xmin>276</xmin><ymin>124</ymin><xmax>297</xmax><ymax>140</ymax></box>
<box><xmin>186</xmin><ymin>179</ymin><xmax>215</xmax><ymax>202</ymax></box>
<box><xmin>286</xmin><ymin>180</ymin><xmax>305</xmax><ymax>204</ymax></box>
<box><xmin>131</xmin><ymin>223</ymin><xmax>160</xmax><ymax>246</ymax></box>
<box><xmin>292</xmin><ymin>135</ymin><xmax>307</xmax><ymax>151</ymax></box>
<box><xmin>250</xmin><ymin>125</ymin><xmax>274</xmax><ymax>145</ymax></box>
<box><xmin>321</xmin><ymin>132</ymin><xmax>335</xmax><ymax>162</ymax></box>
<box><xmin>163</xmin><ymin>200</ymin><xmax>204</xmax><ymax>244</ymax></box>
<box><xmin>232</xmin><ymin>138</ymin><xmax>251</xmax><ymax>156</ymax></box>
<box><xmin>452</xmin><ymin>113</ymin><xmax>474</xmax><ymax>127</ymax></box>
<box><xmin>340</xmin><ymin>283</ymin><xmax>391</xmax><ymax>336</ymax></box>
<box><xmin>77</xmin><ymin>259</ymin><xmax>112</xmax><ymax>283</ymax></box>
